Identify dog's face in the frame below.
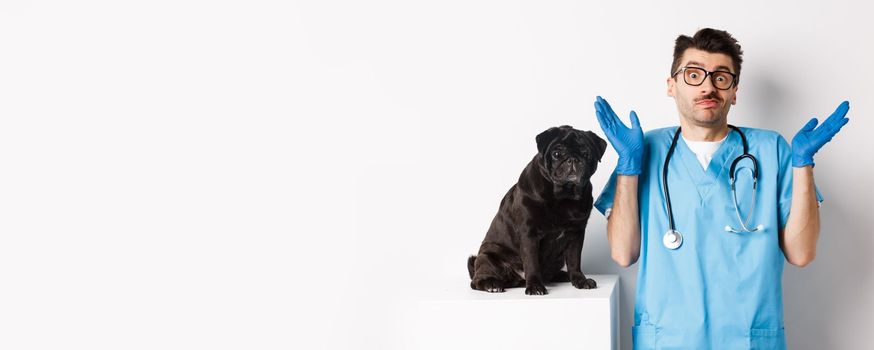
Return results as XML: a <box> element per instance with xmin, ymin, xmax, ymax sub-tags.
<box><xmin>535</xmin><ymin>125</ymin><xmax>607</xmax><ymax>185</ymax></box>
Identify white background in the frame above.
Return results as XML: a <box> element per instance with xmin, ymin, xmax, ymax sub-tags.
<box><xmin>1</xmin><ymin>1</ymin><xmax>871</xmax><ymax>349</ymax></box>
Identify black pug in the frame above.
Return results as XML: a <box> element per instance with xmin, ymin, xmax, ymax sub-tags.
<box><xmin>468</xmin><ymin>125</ymin><xmax>607</xmax><ymax>295</ymax></box>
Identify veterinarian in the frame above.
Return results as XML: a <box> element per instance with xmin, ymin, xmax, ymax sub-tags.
<box><xmin>592</xmin><ymin>28</ymin><xmax>849</xmax><ymax>349</ymax></box>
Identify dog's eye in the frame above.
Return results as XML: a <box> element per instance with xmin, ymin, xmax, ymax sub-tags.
<box><xmin>552</xmin><ymin>151</ymin><xmax>561</xmax><ymax>159</ymax></box>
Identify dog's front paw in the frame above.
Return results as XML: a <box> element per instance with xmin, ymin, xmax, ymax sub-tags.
<box><xmin>571</xmin><ymin>276</ymin><xmax>597</xmax><ymax>289</ymax></box>
<box><xmin>525</xmin><ymin>282</ymin><xmax>548</xmax><ymax>296</ymax></box>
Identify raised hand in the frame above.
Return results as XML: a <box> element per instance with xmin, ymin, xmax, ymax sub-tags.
<box><xmin>792</xmin><ymin>101</ymin><xmax>850</xmax><ymax>167</ymax></box>
<box><xmin>594</xmin><ymin>96</ymin><xmax>644</xmax><ymax>175</ymax></box>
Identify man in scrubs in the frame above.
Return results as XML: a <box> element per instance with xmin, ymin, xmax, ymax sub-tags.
<box><xmin>593</xmin><ymin>28</ymin><xmax>850</xmax><ymax>349</ymax></box>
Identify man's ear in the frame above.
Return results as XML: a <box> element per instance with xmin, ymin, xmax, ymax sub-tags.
<box><xmin>587</xmin><ymin>131</ymin><xmax>608</xmax><ymax>162</ymax></box>
<box><xmin>732</xmin><ymin>85</ymin><xmax>738</xmax><ymax>105</ymax></box>
<box><xmin>536</xmin><ymin>127</ymin><xmax>561</xmax><ymax>155</ymax></box>
<box><xmin>667</xmin><ymin>77</ymin><xmax>676</xmax><ymax>97</ymax></box>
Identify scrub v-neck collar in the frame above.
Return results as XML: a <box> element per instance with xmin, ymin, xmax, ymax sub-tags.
<box><xmin>673</xmin><ymin>127</ymin><xmax>740</xmax><ymax>204</ymax></box>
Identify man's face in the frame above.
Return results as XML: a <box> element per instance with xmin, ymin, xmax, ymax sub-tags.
<box><xmin>667</xmin><ymin>48</ymin><xmax>738</xmax><ymax>128</ymax></box>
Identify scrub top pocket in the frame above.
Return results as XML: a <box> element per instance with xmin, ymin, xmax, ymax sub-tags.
<box><xmin>749</xmin><ymin>327</ymin><xmax>786</xmax><ymax>350</ymax></box>
<box><xmin>632</xmin><ymin>325</ymin><xmax>656</xmax><ymax>349</ymax></box>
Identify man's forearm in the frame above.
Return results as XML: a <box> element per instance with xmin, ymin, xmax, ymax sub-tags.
<box><xmin>781</xmin><ymin>166</ymin><xmax>820</xmax><ymax>267</ymax></box>
<box><xmin>607</xmin><ymin>175</ymin><xmax>641</xmax><ymax>267</ymax></box>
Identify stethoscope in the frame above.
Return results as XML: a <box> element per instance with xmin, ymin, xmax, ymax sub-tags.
<box><xmin>662</xmin><ymin>125</ymin><xmax>764</xmax><ymax>250</ymax></box>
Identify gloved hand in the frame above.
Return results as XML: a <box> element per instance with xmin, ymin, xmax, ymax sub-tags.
<box><xmin>594</xmin><ymin>96</ymin><xmax>644</xmax><ymax>175</ymax></box>
<box><xmin>791</xmin><ymin>101</ymin><xmax>850</xmax><ymax>168</ymax></box>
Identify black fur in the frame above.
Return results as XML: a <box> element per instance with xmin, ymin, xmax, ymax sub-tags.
<box><xmin>468</xmin><ymin>125</ymin><xmax>607</xmax><ymax>295</ymax></box>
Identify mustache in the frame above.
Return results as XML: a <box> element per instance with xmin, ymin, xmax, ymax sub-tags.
<box><xmin>695</xmin><ymin>94</ymin><xmax>722</xmax><ymax>103</ymax></box>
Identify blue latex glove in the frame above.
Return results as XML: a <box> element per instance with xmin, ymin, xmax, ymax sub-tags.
<box><xmin>594</xmin><ymin>96</ymin><xmax>644</xmax><ymax>175</ymax></box>
<box><xmin>791</xmin><ymin>101</ymin><xmax>850</xmax><ymax>168</ymax></box>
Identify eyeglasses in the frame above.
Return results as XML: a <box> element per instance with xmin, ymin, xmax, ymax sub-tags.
<box><xmin>672</xmin><ymin>66</ymin><xmax>738</xmax><ymax>90</ymax></box>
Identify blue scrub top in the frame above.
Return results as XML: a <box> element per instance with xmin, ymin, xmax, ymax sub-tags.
<box><xmin>595</xmin><ymin>126</ymin><xmax>823</xmax><ymax>349</ymax></box>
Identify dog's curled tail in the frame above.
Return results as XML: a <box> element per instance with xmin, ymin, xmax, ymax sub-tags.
<box><xmin>467</xmin><ymin>255</ymin><xmax>477</xmax><ymax>279</ymax></box>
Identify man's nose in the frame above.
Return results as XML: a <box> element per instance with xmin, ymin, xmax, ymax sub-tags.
<box><xmin>699</xmin><ymin>75</ymin><xmax>717</xmax><ymax>93</ymax></box>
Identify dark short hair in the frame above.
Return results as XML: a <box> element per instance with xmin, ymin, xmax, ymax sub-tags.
<box><xmin>671</xmin><ymin>28</ymin><xmax>743</xmax><ymax>85</ymax></box>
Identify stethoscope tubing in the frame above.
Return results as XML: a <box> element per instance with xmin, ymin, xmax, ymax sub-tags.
<box><xmin>662</xmin><ymin>125</ymin><xmax>761</xmax><ymax>249</ymax></box>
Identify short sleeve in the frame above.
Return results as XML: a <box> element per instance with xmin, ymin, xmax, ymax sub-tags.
<box><xmin>594</xmin><ymin>169</ymin><xmax>619</xmax><ymax>217</ymax></box>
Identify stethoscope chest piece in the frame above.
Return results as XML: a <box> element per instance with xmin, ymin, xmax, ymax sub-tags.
<box><xmin>663</xmin><ymin>229</ymin><xmax>683</xmax><ymax>250</ymax></box>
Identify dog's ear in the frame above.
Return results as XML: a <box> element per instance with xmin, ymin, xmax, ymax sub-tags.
<box><xmin>586</xmin><ymin>130</ymin><xmax>608</xmax><ymax>162</ymax></box>
<box><xmin>536</xmin><ymin>127</ymin><xmax>562</xmax><ymax>155</ymax></box>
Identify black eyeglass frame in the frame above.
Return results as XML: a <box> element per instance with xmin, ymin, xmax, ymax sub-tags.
<box><xmin>671</xmin><ymin>66</ymin><xmax>739</xmax><ymax>90</ymax></box>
